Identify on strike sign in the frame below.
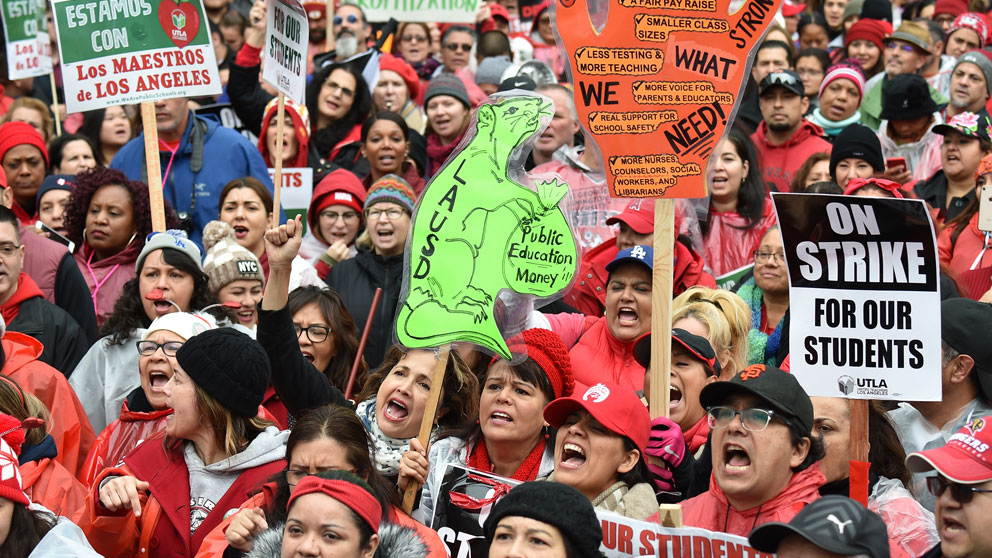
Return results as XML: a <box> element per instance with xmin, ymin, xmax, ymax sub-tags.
<box><xmin>1</xmin><ymin>0</ymin><xmax>52</xmax><ymax>79</ymax></box>
<box><xmin>773</xmin><ymin>193</ymin><xmax>941</xmax><ymax>401</ymax></box>
<box><xmin>52</xmin><ymin>0</ymin><xmax>221</xmax><ymax>113</ymax></box>
<box><xmin>263</xmin><ymin>0</ymin><xmax>308</xmax><ymax>103</ymax></box>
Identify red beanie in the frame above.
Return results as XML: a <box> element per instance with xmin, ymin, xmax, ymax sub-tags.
<box><xmin>505</xmin><ymin>328</ymin><xmax>575</xmax><ymax>399</ymax></box>
<box><xmin>0</xmin><ymin>122</ymin><xmax>48</xmax><ymax>168</ymax></box>
<box><xmin>308</xmin><ymin>169</ymin><xmax>366</xmax><ymax>232</ymax></box>
<box><xmin>0</xmin><ymin>414</ymin><xmax>28</xmax><ymax>506</ymax></box>
<box><xmin>845</xmin><ymin>18</ymin><xmax>890</xmax><ymax>51</ymax></box>
<box><xmin>288</xmin><ymin>476</ymin><xmax>381</xmax><ymax>533</ymax></box>
<box><xmin>379</xmin><ymin>53</ymin><xmax>421</xmax><ymax>100</ymax></box>
<box><xmin>934</xmin><ymin>0</ymin><xmax>968</xmax><ymax>17</ymax></box>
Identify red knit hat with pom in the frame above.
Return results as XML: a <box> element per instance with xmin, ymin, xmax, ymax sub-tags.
<box><xmin>0</xmin><ymin>414</ymin><xmax>29</xmax><ymax>506</ymax></box>
<box><xmin>506</xmin><ymin>328</ymin><xmax>575</xmax><ymax>399</ymax></box>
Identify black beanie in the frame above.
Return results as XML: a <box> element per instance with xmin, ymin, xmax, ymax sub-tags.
<box><xmin>483</xmin><ymin>482</ymin><xmax>602</xmax><ymax>556</ymax></box>
<box><xmin>175</xmin><ymin>328</ymin><xmax>270</xmax><ymax>417</ymax></box>
<box><xmin>859</xmin><ymin>0</ymin><xmax>892</xmax><ymax>22</ymax></box>
<box><xmin>830</xmin><ymin>123</ymin><xmax>884</xmax><ymax>178</ymax></box>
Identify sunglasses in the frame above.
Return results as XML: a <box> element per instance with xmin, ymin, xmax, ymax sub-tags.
<box><xmin>445</xmin><ymin>42</ymin><xmax>473</xmax><ymax>53</ymax></box>
<box><xmin>927</xmin><ymin>475</ymin><xmax>992</xmax><ymax>504</ymax></box>
<box><xmin>765</xmin><ymin>71</ymin><xmax>799</xmax><ymax>86</ymax></box>
<box><xmin>333</xmin><ymin>14</ymin><xmax>359</xmax><ymax>25</ymax></box>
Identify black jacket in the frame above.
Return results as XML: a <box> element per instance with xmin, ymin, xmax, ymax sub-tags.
<box><xmin>256</xmin><ymin>305</ymin><xmax>350</xmax><ymax>418</ymax></box>
<box><xmin>326</xmin><ymin>248</ymin><xmax>403</xmax><ymax>369</ymax></box>
<box><xmin>8</xmin><ymin>296</ymin><xmax>89</xmax><ymax>377</ymax></box>
<box><xmin>915</xmin><ymin>169</ymin><xmax>974</xmax><ymax>223</ymax></box>
<box><xmin>54</xmin><ymin>252</ymin><xmax>98</xmax><ymax>343</ymax></box>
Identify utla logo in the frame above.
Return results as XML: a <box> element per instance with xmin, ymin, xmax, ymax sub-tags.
<box><xmin>158</xmin><ymin>0</ymin><xmax>201</xmax><ymax>48</ymax></box>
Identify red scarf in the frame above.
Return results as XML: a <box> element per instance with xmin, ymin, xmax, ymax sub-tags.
<box><xmin>466</xmin><ymin>437</ymin><xmax>546</xmax><ymax>482</ymax></box>
<box><xmin>1</xmin><ymin>273</ymin><xmax>43</xmax><ymax>323</ymax></box>
<box><xmin>684</xmin><ymin>415</ymin><xmax>711</xmax><ymax>454</ymax></box>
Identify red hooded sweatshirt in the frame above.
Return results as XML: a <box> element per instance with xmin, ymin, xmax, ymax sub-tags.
<box><xmin>749</xmin><ymin>120</ymin><xmax>832</xmax><ymax>193</ymax></box>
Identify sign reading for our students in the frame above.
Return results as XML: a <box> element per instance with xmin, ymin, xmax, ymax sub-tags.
<box><xmin>1</xmin><ymin>0</ymin><xmax>52</xmax><ymax>79</ymax></box>
<box><xmin>355</xmin><ymin>0</ymin><xmax>480</xmax><ymax>23</ymax></box>
<box><xmin>51</xmin><ymin>0</ymin><xmax>221</xmax><ymax>113</ymax></box>
<box><xmin>263</xmin><ymin>0</ymin><xmax>308</xmax><ymax>104</ymax></box>
<box><xmin>773</xmin><ymin>193</ymin><xmax>941</xmax><ymax>401</ymax></box>
<box><xmin>430</xmin><ymin>464</ymin><xmax>772</xmax><ymax>557</ymax></box>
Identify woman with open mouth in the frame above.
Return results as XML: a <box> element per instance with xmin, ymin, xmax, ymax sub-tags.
<box><xmin>69</xmin><ymin>230</ymin><xmax>219</xmax><ymax>433</ymax></box>
<box><xmin>736</xmin><ymin>226</ymin><xmax>790</xmax><ymax>367</ymax></box>
<box><xmin>202</xmin><ymin>220</ymin><xmax>265</xmax><ymax>332</ymax></box>
<box><xmin>78</xmin><ymin>311</ymin><xmax>216</xmax><ymax>488</ymax></box>
<box><xmin>360</xmin><ymin>111</ymin><xmax>426</xmax><ymax>196</ymax></box>
<box><xmin>543</xmin><ymin>381</ymin><xmax>657</xmax><ymax>519</ymax></box>
<box><xmin>65</xmin><ymin>167</ymin><xmax>177</xmax><ymax>327</ymax></box>
<box><xmin>398</xmin><ymin>329</ymin><xmax>575</xmax><ymax>522</ymax></box>
<box><xmin>218</xmin><ymin>177</ymin><xmax>323</xmax><ymax>293</ymax></box>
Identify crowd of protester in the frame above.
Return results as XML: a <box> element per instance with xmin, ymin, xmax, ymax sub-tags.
<box><xmin>0</xmin><ymin>0</ymin><xmax>992</xmax><ymax>555</ymax></box>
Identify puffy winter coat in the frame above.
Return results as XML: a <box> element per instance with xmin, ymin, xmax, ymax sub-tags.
<box><xmin>682</xmin><ymin>464</ymin><xmax>825</xmax><ymax>536</ymax></box>
<box><xmin>79</xmin><ymin>387</ymin><xmax>172</xmax><ymax>488</ymax></box>
<box><xmin>565</xmin><ymin>237</ymin><xmax>716</xmax><ymax>317</ymax></box>
<box><xmin>749</xmin><ymin>120</ymin><xmax>832</xmax><ymax>193</ymax></box>
<box><xmin>3</xmin><ymin>332</ymin><xmax>95</xmax><ymax>478</ymax></box>
<box><xmin>326</xmin><ymin>248</ymin><xmax>403</xmax><ymax>369</ymax></box>
<box><xmin>702</xmin><ymin>198</ymin><xmax>779</xmax><ymax>278</ymax></box>
<box><xmin>80</xmin><ymin>429</ymin><xmax>288</xmax><ymax>558</ymax></box>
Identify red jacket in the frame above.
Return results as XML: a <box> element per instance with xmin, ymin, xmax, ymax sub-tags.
<box><xmin>938</xmin><ymin>213</ymin><xmax>992</xmax><ymax>287</ymax></box>
<box><xmin>564</xmin><ymin>238</ymin><xmax>715</xmax><ymax>317</ymax></box>
<box><xmin>703</xmin><ymin>198</ymin><xmax>779</xmax><ymax>277</ymax></box>
<box><xmin>683</xmin><ymin>464</ymin><xmax>825</xmax><ymax>536</ymax></box>
<box><xmin>750</xmin><ymin>120</ymin><xmax>832</xmax><ymax>193</ymax></box>
<box><xmin>3</xmin><ymin>332</ymin><xmax>95</xmax><ymax>478</ymax></box>
<box><xmin>545</xmin><ymin>314</ymin><xmax>644</xmax><ymax>392</ymax></box>
<box><xmin>80</xmin><ymin>433</ymin><xmax>286</xmax><ymax>558</ymax></box>
<box><xmin>79</xmin><ymin>396</ymin><xmax>172</xmax><ymax>489</ymax></box>
<box><xmin>21</xmin><ymin>455</ymin><xmax>89</xmax><ymax>523</ymax></box>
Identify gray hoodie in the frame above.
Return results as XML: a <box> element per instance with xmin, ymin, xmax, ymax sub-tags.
<box><xmin>185</xmin><ymin>426</ymin><xmax>288</xmax><ymax>533</ymax></box>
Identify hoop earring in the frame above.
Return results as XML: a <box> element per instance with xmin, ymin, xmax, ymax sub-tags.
<box><xmin>82</xmin><ymin>227</ymin><xmax>87</xmax><ymax>242</ymax></box>
<box><xmin>126</xmin><ymin>231</ymin><xmax>137</xmax><ymax>247</ymax></box>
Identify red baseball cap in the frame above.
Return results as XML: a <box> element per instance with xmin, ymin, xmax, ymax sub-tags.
<box><xmin>544</xmin><ymin>382</ymin><xmax>650</xmax><ymax>453</ymax></box>
<box><xmin>605</xmin><ymin>198</ymin><xmax>655</xmax><ymax>235</ymax></box>
<box><xmin>907</xmin><ymin>418</ymin><xmax>992</xmax><ymax>483</ymax></box>
<box><xmin>302</xmin><ymin>1</ymin><xmax>325</xmax><ymax>19</ymax></box>
<box><xmin>782</xmin><ymin>0</ymin><xmax>806</xmax><ymax>17</ymax></box>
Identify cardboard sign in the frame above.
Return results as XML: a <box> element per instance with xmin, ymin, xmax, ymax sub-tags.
<box><xmin>52</xmin><ymin>0</ymin><xmax>221</xmax><ymax>113</ymax></box>
<box><xmin>396</xmin><ymin>92</ymin><xmax>578</xmax><ymax>360</ymax></box>
<box><xmin>773</xmin><ymin>193</ymin><xmax>941</xmax><ymax>401</ymax></box>
<box><xmin>267</xmin><ymin>167</ymin><xmax>312</xmax><ymax>232</ymax></box>
<box><xmin>195</xmin><ymin>102</ymin><xmax>259</xmax><ymax>144</ymax></box>
<box><xmin>1</xmin><ymin>0</ymin><xmax>52</xmax><ymax>79</ymax></box>
<box><xmin>355</xmin><ymin>0</ymin><xmax>480</xmax><ymax>23</ymax></box>
<box><xmin>553</xmin><ymin>0</ymin><xmax>782</xmax><ymax>198</ymax></box>
<box><xmin>429</xmin><ymin>464</ymin><xmax>772</xmax><ymax>558</ymax></box>
<box><xmin>263</xmin><ymin>0</ymin><xmax>308</xmax><ymax>104</ymax></box>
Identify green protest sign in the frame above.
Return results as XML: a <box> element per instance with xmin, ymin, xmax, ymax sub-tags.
<box><xmin>396</xmin><ymin>93</ymin><xmax>578</xmax><ymax>359</ymax></box>
<box><xmin>52</xmin><ymin>0</ymin><xmax>221</xmax><ymax>112</ymax></box>
<box><xmin>1</xmin><ymin>0</ymin><xmax>52</xmax><ymax>79</ymax></box>
<box><xmin>356</xmin><ymin>0</ymin><xmax>479</xmax><ymax>23</ymax></box>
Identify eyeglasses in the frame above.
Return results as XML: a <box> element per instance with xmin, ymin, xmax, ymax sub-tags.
<box><xmin>707</xmin><ymin>406</ymin><xmax>778</xmax><ymax>432</ymax></box>
<box><xmin>323</xmin><ymin>80</ymin><xmax>355</xmax><ymax>98</ymax></box>
<box><xmin>0</xmin><ymin>244</ymin><xmax>20</xmax><ymax>259</ymax></box>
<box><xmin>366</xmin><ymin>208</ymin><xmax>406</xmax><ymax>221</ymax></box>
<box><xmin>401</xmin><ymin>34</ymin><xmax>427</xmax><ymax>43</ymax></box>
<box><xmin>927</xmin><ymin>475</ymin><xmax>992</xmax><ymax>503</ymax></box>
<box><xmin>445</xmin><ymin>42</ymin><xmax>473</xmax><ymax>53</ymax></box>
<box><xmin>753</xmin><ymin>251</ymin><xmax>786</xmax><ymax>264</ymax></box>
<box><xmin>136</xmin><ymin>340</ymin><xmax>184</xmax><ymax>357</ymax></box>
<box><xmin>885</xmin><ymin>41</ymin><xmax>917</xmax><ymax>52</ymax></box>
<box><xmin>294</xmin><ymin>324</ymin><xmax>331</xmax><ymax>343</ymax></box>
<box><xmin>333</xmin><ymin>14</ymin><xmax>359</xmax><ymax>25</ymax></box>
<box><xmin>319</xmin><ymin>210</ymin><xmax>360</xmax><ymax>223</ymax></box>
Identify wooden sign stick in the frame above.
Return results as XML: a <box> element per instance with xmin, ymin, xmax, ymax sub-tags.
<box><xmin>49</xmin><ymin>73</ymin><xmax>61</xmax><ymax>137</ymax></box>
<box><xmin>401</xmin><ymin>344</ymin><xmax>451</xmax><ymax>513</ymax></box>
<box><xmin>271</xmin><ymin>93</ymin><xmax>286</xmax><ymax>229</ymax></box>
<box><xmin>325</xmin><ymin>0</ymin><xmax>336</xmax><ymax>53</ymax></box>
<box><xmin>140</xmin><ymin>102</ymin><xmax>166</xmax><ymax>232</ymax></box>
<box><xmin>650</xmin><ymin>199</ymin><xmax>681</xmax><ymax>528</ymax></box>
<box><xmin>849</xmin><ymin>398</ymin><xmax>870</xmax><ymax>504</ymax></box>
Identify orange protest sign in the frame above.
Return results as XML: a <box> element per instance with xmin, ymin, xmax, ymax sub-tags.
<box><xmin>554</xmin><ymin>0</ymin><xmax>784</xmax><ymax>198</ymax></box>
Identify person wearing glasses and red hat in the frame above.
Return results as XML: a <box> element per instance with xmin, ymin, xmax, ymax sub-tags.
<box><xmin>563</xmin><ymin>199</ymin><xmax>714</xmax><ymax>317</ymax></box>
<box><xmin>682</xmin><ymin>364</ymin><xmax>826</xmax><ymax>536</ymax></box>
<box><xmin>907</xmin><ymin>418</ymin><xmax>992</xmax><ymax>558</ymax></box>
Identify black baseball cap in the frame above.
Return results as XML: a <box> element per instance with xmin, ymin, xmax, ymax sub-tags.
<box><xmin>698</xmin><ymin>364</ymin><xmax>813</xmax><ymax>435</ymax></box>
<box><xmin>749</xmin><ymin>495</ymin><xmax>889</xmax><ymax>558</ymax></box>
<box><xmin>633</xmin><ymin>329</ymin><xmax>722</xmax><ymax>377</ymax></box>
<box><xmin>942</xmin><ymin>298</ymin><xmax>992</xmax><ymax>399</ymax></box>
<box><xmin>758</xmin><ymin>70</ymin><xmax>805</xmax><ymax>98</ymax></box>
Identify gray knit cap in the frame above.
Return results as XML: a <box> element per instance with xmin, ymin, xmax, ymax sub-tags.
<box><xmin>424</xmin><ymin>73</ymin><xmax>471</xmax><ymax>109</ymax></box>
<box><xmin>136</xmin><ymin>230</ymin><xmax>203</xmax><ymax>272</ymax></box>
<box><xmin>956</xmin><ymin>50</ymin><xmax>992</xmax><ymax>97</ymax></box>
<box><xmin>476</xmin><ymin>55</ymin><xmax>512</xmax><ymax>86</ymax></box>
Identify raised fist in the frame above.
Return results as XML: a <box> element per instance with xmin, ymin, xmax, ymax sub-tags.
<box><xmin>553</xmin><ymin>0</ymin><xmax>783</xmax><ymax>198</ymax></box>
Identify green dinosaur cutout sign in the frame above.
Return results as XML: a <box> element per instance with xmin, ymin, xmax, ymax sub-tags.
<box><xmin>397</xmin><ymin>92</ymin><xmax>578</xmax><ymax>359</ymax></box>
